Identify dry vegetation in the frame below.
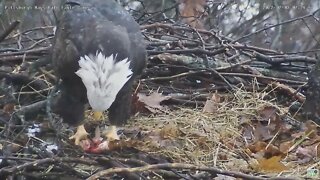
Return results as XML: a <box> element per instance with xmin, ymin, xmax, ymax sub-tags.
<box><xmin>1</xmin><ymin>0</ymin><xmax>320</xmax><ymax>179</ymax></box>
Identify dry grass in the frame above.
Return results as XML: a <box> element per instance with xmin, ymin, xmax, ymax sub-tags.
<box><xmin>126</xmin><ymin>85</ymin><xmax>294</xmax><ymax>174</ymax></box>
<box><xmin>125</xmin><ymin>82</ymin><xmax>320</xmax><ymax>179</ymax></box>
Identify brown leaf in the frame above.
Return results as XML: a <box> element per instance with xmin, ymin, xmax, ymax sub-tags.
<box><xmin>202</xmin><ymin>93</ymin><xmax>221</xmax><ymax>113</ymax></box>
<box><xmin>248</xmin><ymin>141</ymin><xmax>284</xmax><ymax>158</ymax></box>
<box><xmin>177</xmin><ymin>0</ymin><xmax>207</xmax><ymax>29</ymax></box>
<box><xmin>279</xmin><ymin>140</ymin><xmax>295</xmax><ymax>153</ymax></box>
<box><xmin>295</xmin><ymin>145</ymin><xmax>320</xmax><ymax>164</ymax></box>
<box><xmin>137</xmin><ymin>92</ymin><xmax>171</xmax><ymax>113</ymax></box>
<box><xmin>254</xmin><ymin>123</ymin><xmax>273</xmax><ymax>141</ymax></box>
<box><xmin>296</xmin><ymin>146</ymin><xmax>314</xmax><ymax>158</ymax></box>
<box><xmin>258</xmin><ymin>106</ymin><xmax>279</xmax><ymax>122</ymax></box>
<box><xmin>147</xmin><ymin>129</ymin><xmax>182</xmax><ymax>149</ymax></box>
<box><xmin>131</xmin><ymin>92</ymin><xmax>150</xmax><ymax>114</ymax></box>
<box><xmin>258</xmin><ymin>106</ymin><xmax>287</xmax><ymax>134</ymax></box>
<box><xmin>247</xmin><ymin>141</ymin><xmax>268</xmax><ymax>153</ymax></box>
<box><xmin>3</xmin><ymin>103</ymin><xmax>15</xmax><ymax>114</ymax></box>
<box><xmin>295</xmin><ymin>142</ymin><xmax>320</xmax><ymax>163</ymax></box>
<box><xmin>256</xmin><ymin>156</ymin><xmax>289</xmax><ymax>172</ymax></box>
<box><xmin>242</xmin><ymin>123</ymin><xmax>254</xmax><ymax>141</ymax></box>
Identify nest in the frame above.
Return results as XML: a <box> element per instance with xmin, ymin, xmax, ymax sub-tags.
<box><xmin>0</xmin><ymin>9</ymin><xmax>318</xmax><ymax>180</ymax></box>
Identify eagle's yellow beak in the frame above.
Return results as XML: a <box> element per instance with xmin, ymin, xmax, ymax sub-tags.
<box><xmin>93</xmin><ymin>111</ymin><xmax>103</xmax><ymax>120</ymax></box>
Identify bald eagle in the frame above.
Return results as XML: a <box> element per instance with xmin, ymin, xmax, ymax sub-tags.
<box><xmin>52</xmin><ymin>0</ymin><xmax>146</xmax><ymax>145</ymax></box>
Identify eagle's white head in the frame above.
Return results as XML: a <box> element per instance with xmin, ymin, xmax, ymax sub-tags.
<box><xmin>75</xmin><ymin>52</ymin><xmax>132</xmax><ymax>111</ymax></box>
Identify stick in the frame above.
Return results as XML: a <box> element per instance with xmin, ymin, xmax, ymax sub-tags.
<box><xmin>0</xmin><ymin>157</ymin><xmax>98</xmax><ymax>176</ymax></box>
<box><xmin>86</xmin><ymin>163</ymin><xmax>296</xmax><ymax>180</ymax></box>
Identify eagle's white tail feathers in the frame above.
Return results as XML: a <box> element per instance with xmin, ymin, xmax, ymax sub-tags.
<box><xmin>75</xmin><ymin>52</ymin><xmax>132</xmax><ymax>111</ymax></box>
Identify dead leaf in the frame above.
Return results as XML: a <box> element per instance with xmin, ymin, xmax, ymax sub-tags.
<box><xmin>140</xmin><ymin>123</ymin><xmax>184</xmax><ymax>150</ymax></box>
<box><xmin>238</xmin><ymin>115</ymin><xmax>252</xmax><ymax>125</ymax></box>
<box><xmin>137</xmin><ymin>92</ymin><xmax>171</xmax><ymax>113</ymax></box>
<box><xmin>247</xmin><ymin>141</ymin><xmax>284</xmax><ymax>159</ymax></box>
<box><xmin>203</xmin><ymin>93</ymin><xmax>221</xmax><ymax>113</ymax></box>
<box><xmin>177</xmin><ymin>0</ymin><xmax>207</xmax><ymax>29</ymax></box>
<box><xmin>279</xmin><ymin>140</ymin><xmax>295</xmax><ymax>153</ymax></box>
<box><xmin>256</xmin><ymin>156</ymin><xmax>289</xmax><ymax>172</ymax></box>
<box><xmin>258</xmin><ymin>106</ymin><xmax>279</xmax><ymax>122</ymax></box>
<box><xmin>296</xmin><ymin>146</ymin><xmax>314</xmax><ymax>158</ymax></box>
<box><xmin>247</xmin><ymin>141</ymin><xmax>268</xmax><ymax>154</ymax></box>
<box><xmin>295</xmin><ymin>142</ymin><xmax>320</xmax><ymax>163</ymax></box>
<box><xmin>254</xmin><ymin>123</ymin><xmax>273</xmax><ymax>141</ymax></box>
<box><xmin>3</xmin><ymin>103</ymin><xmax>15</xmax><ymax>114</ymax></box>
<box><xmin>131</xmin><ymin>92</ymin><xmax>150</xmax><ymax>114</ymax></box>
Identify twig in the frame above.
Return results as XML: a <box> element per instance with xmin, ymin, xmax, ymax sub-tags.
<box><xmin>271</xmin><ymin>82</ymin><xmax>306</xmax><ymax>103</ymax></box>
<box><xmin>192</xmin><ymin>27</ymin><xmax>209</xmax><ymax>67</ymax></box>
<box><xmin>0</xmin><ymin>158</ymin><xmax>56</xmax><ymax>175</ymax></box>
<box><xmin>147</xmin><ymin>47</ymin><xmax>226</xmax><ymax>56</ymax></box>
<box><xmin>0</xmin><ymin>157</ymin><xmax>99</xmax><ymax>176</ymax></box>
<box><xmin>220</xmin><ymin>72</ymin><xmax>305</xmax><ymax>85</ymax></box>
<box><xmin>97</xmin><ymin>157</ymin><xmax>145</xmax><ymax>180</ymax></box>
<box><xmin>254</xmin><ymin>51</ymin><xmax>316</xmax><ymax>65</ymax></box>
<box><xmin>141</xmin><ymin>70</ymin><xmax>207</xmax><ymax>82</ymax></box>
<box><xmin>141</xmin><ymin>23</ymin><xmax>231</xmax><ymax>42</ymax></box>
<box><xmin>25</xmin><ymin>36</ymin><xmax>54</xmax><ymax>50</ymax></box>
<box><xmin>0</xmin><ymin>46</ymin><xmax>50</xmax><ymax>57</ymax></box>
<box><xmin>234</xmin><ymin>9</ymin><xmax>320</xmax><ymax>42</ymax></box>
<box><xmin>96</xmin><ymin>157</ymin><xmax>182</xmax><ymax>179</ymax></box>
<box><xmin>0</xmin><ymin>55</ymin><xmax>40</xmax><ymax>62</ymax></box>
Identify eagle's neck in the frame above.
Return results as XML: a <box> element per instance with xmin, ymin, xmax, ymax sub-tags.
<box><xmin>75</xmin><ymin>52</ymin><xmax>132</xmax><ymax>111</ymax></box>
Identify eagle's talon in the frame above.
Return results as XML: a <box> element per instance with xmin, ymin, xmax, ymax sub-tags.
<box><xmin>103</xmin><ymin>126</ymin><xmax>120</xmax><ymax>141</ymax></box>
<box><xmin>69</xmin><ymin>125</ymin><xmax>89</xmax><ymax>145</ymax></box>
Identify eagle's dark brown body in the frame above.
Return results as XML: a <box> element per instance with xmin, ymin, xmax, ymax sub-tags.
<box><xmin>52</xmin><ymin>0</ymin><xmax>146</xmax><ymax>127</ymax></box>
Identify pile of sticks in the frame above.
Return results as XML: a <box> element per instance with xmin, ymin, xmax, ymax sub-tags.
<box><xmin>0</xmin><ymin>20</ymin><xmax>313</xmax><ymax>179</ymax></box>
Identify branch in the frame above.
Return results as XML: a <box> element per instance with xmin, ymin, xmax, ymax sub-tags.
<box><xmin>0</xmin><ymin>46</ymin><xmax>50</xmax><ymax>57</ymax></box>
<box><xmin>147</xmin><ymin>47</ymin><xmax>226</xmax><ymax>56</ymax></box>
<box><xmin>86</xmin><ymin>163</ymin><xmax>296</xmax><ymax>180</ymax></box>
<box><xmin>0</xmin><ymin>157</ymin><xmax>98</xmax><ymax>176</ymax></box>
<box><xmin>253</xmin><ymin>51</ymin><xmax>316</xmax><ymax>65</ymax></box>
<box><xmin>141</xmin><ymin>70</ymin><xmax>208</xmax><ymax>82</ymax></box>
<box><xmin>234</xmin><ymin>9</ymin><xmax>320</xmax><ymax>42</ymax></box>
<box><xmin>0</xmin><ymin>158</ymin><xmax>56</xmax><ymax>176</ymax></box>
<box><xmin>220</xmin><ymin>72</ymin><xmax>305</xmax><ymax>85</ymax></box>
